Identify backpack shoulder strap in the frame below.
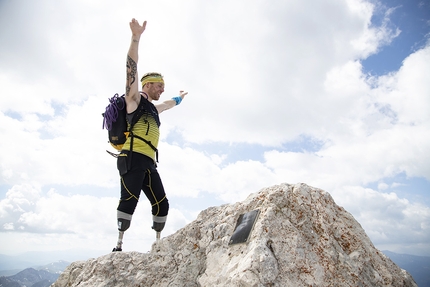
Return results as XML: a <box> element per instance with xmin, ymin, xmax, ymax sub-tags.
<box><xmin>128</xmin><ymin>94</ymin><xmax>150</xmax><ymax>131</ymax></box>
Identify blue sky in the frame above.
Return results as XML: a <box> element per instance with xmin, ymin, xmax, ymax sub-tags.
<box><xmin>363</xmin><ymin>0</ymin><xmax>429</xmax><ymax>74</ymax></box>
<box><xmin>0</xmin><ymin>0</ymin><xmax>429</xmax><ymax>263</ymax></box>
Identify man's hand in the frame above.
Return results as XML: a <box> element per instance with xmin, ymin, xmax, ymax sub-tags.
<box><xmin>129</xmin><ymin>18</ymin><xmax>147</xmax><ymax>36</ymax></box>
<box><xmin>155</xmin><ymin>90</ymin><xmax>188</xmax><ymax>114</ymax></box>
<box><xmin>179</xmin><ymin>90</ymin><xmax>188</xmax><ymax>99</ymax></box>
<box><xmin>126</xmin><ymin>18</ymin><xmax>146</xmax><ymax>106</ymax></box>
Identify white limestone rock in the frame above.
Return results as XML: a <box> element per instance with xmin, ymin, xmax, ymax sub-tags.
<box><xmin>52</xmin><ymin>183</ymin><xmax>417</xmax><ymax>287</ymax></box>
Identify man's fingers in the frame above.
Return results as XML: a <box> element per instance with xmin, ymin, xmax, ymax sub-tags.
<box><xmin>130</xmin><ymin>19</ymin><xmax>147</xmax><ymax>33</ymax></box>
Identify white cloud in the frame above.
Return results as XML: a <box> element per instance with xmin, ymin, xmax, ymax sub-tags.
<box><xmin>375</xmin><ymin>46</ymin><xmax>430</xmax><ymax>126</ymax></box>
<box><xmin>331</xmin><ymin>185</ymin><xmax>430</xmax><ymax>255</ymax></box>
<box><xmin>378</xmin><ymin>182</ymin><xmax>389</xmax><ymax>190</ymax></box>
<box><xmin>3</xmin><ymin>223</ymin><xmax>14</xmax><ymax>231</ymax></box>
<box><xmin>0</xmin><ymin>183</ymin><xmax>190</xmax><ymax>253</ymax></box>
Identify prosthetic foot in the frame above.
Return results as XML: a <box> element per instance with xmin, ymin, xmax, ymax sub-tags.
<box><xmin>112</xmin><ymin>231</ymin><xmax>124</xmax><ymax>252</ymax></box>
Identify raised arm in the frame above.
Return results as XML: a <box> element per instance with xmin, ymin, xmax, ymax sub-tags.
<box><xmin>125</xmin><ymin>19</ymin><xmax>147</xmax><ymax>110</ymax></box>
<box><xmin>155</xmin><ymin>90</ymin><xmax>188</xmax><ymax>114</ymax></box>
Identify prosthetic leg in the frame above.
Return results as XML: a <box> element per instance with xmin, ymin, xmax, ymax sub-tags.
<box><xmin>152</xmin><ymin>215</ymin><xmax>167</xmax><ymax>242</ymax></box>
<box><xmin>113</xmin><ymin>211</ymin><xmax>132</xmax><ymax>252</ymax></box>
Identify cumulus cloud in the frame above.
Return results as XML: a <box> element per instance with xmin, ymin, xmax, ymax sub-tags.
<box><xmin>0</xmin><ymin>184</ymin><xmax>113</xmax><ymax>234</ymax></box>
<box><xmin>0</xmin><ymin>183</ymin><xmax>189</xmax><ymax>253</ymax></box>
<box><xmin>332</xmin><ymin>185</ymin><xmax>430</xmax><ymax>255</ymax></box>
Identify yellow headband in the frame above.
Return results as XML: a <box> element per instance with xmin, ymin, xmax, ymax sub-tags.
<box><xmin>141</xmin><ymin>75</ymin><xmax>164</xmax><ymax>87</ymax></box>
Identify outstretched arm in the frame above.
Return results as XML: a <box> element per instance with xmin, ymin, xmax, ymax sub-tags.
<box><xmin>156</xmin><ymin>90</ymin><xmax>188</xmax><ymax>114</ymax></box>
<box><xmin>125</xmin><ymin>19</ymin><xmax>147</xmax><ymax>106</ymax></box>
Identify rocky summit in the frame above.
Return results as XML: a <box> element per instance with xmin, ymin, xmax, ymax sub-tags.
<box><xmin>52</xmin><ymin>183</ymin><xmax>417</xmax><ymax>287</ymax></box>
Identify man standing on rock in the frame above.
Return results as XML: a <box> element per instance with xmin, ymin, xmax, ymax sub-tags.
<box><xmin>113</xmin><ymin>18</ymin><xmax>188</xmax><ymax>252</ymax></box>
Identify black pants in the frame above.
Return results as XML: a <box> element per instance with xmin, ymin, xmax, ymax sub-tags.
<box><xmin>117</xmin><ymin>152</ymin><xmax>169</xmax><ymax>217</ymax></box>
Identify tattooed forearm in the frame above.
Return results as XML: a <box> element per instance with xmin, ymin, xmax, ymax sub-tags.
<box><xmin>126</xmin><ymin>55</ymin><xmax>137</xmax><ymax>96</ymax></box>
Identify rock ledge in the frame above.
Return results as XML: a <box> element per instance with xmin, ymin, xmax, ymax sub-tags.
<box><xmin>52</xmin><ymin>183</ymin><xmax>417</xmax><ymax>287</ymax></box>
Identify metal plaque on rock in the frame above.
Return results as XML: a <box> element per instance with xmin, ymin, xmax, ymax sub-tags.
<box><xmin>229</xmin><ymin>209</ymin><xmax>260</xmax><ymax>245</ymax></box>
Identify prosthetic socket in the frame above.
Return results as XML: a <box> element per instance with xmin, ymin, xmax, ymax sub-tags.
<box><xmin>152</xmin><ymin>215</ymin><xmax>167</xmax><ymax>232</ymax></box>
<box><xmin>117</xmin><ymin>212</ymin><xmax>167</xmax><ymax>233</ymax></box>
<box><xmin>117</xmin><ymin>211</ymin><xmax>132</xmax><ymax>231</ymax></box>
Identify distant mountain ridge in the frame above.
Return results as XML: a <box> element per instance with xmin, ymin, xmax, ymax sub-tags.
<box><xmin>0</xmin><ymin>261</ymin><xmax>69</xmax><ymax>287</ymax></box>
<box><xmin>10</xmin><ymin>268</ymin><xmax>57</xmax><ymax>286</ymax></box>
<box><xmin>35</xmin><ymin>260</ymin><xmax>70</xmax><ymax>274</ymax></box>
<box><xmin>0</xmin><ymin>249</ymin><xmax>102</xmax><ymax>271</ymax></box>
<box><xmin>383</xmin><ymin>251</ymin><xmax>430</xmax><ymax>287</ymax></box>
